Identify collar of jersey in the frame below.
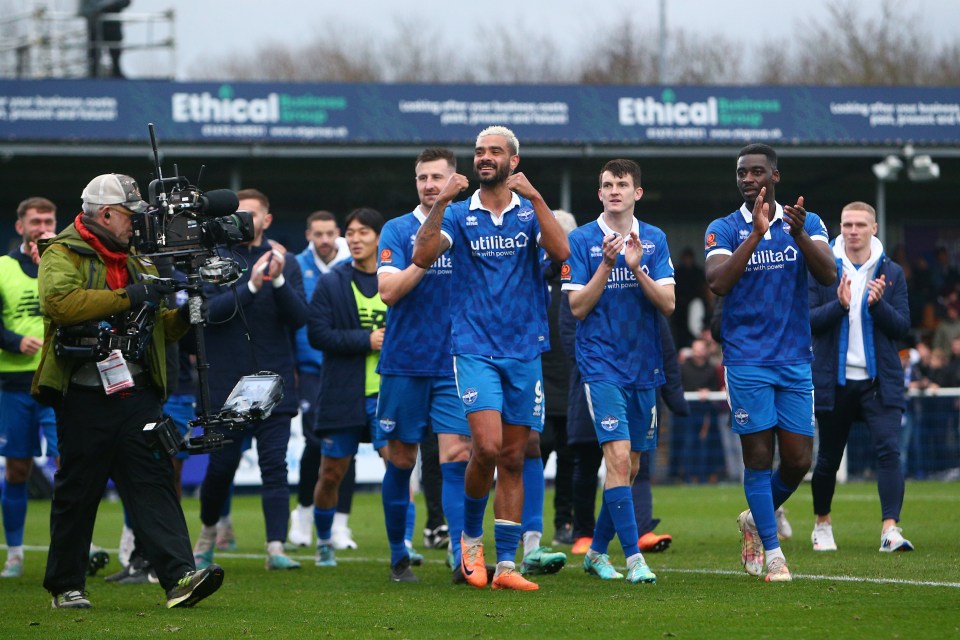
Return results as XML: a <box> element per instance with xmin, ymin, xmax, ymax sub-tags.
<box><xmin>596</xmin><ymin>213</ymin><xmax>640</xmax><ymax>255</ymax></box>
<box><xmin>469</xmin><ymin>189</ymin><xmax>522</xmax><ymax>226</ymax></box>
<box><xmin>739</xmin><ymin>201</ymin><xmax>784</xmax><ymax>225</ymax></box>
<box><xmin>413</xmin><ymin>207</ymin><xmax>427</xmax><ymax>224</ymax></box>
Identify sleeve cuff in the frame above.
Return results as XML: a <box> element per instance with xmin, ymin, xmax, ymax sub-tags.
<box><xmin>247</xmin><ymin>280</ymin><xmax>259</xmax><ymax>294</ymax></box>
<box><xmin>272</xmin><ymin>274</ymin><xmax>286</xmax><ymax>288</ymax></box>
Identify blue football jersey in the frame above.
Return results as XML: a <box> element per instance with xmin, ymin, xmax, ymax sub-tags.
<box><xmin>562</xmin><ymin>215</ymin><xmax>675</xmax><ymax>389</ymax></box>
<box><xmin>440</xmin><ymin>190</ymin><xmax>549</xmax><ymax>360</ymax></box>
<box><xmin>704</xmin><ymin>202</ymin><xmax>829</xmax><ymax>366</ymax></box>
<box><xmin>377</xmin><ymin>209</ymin><xmax>455</xmax><ymax>376</ymax></box>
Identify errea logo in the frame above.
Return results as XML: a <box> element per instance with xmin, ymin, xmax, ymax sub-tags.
<box><xmin>466</xmin><ymin>215</ymin><xmax>478</xmax><ymax>226</ymax></box>
<box><xmin>590</xmin><ymin>245</ymin><xmax>602</xmax><ymax>258</ymax></box>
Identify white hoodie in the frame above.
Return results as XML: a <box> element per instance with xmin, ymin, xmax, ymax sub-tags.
<box><xmin>833</xmin><ymin>234</ymin><xmax>884</xmax><ymax>381</ymax></box>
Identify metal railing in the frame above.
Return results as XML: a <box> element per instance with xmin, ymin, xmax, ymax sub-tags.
<box><xmin>0</xmin><ymin>3</ymin><xmax>175</xmax><ymax>79</ymax></box>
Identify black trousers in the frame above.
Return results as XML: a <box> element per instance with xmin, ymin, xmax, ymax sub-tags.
<box><xmin>44</xmin><ymin>385</ymin><xmax>194</xmax><ymax>594</ymax></box>
<box><xmin>541</xmin><ymin>415</ymin><xmax>574</xmax><ymax>529</ymax></box>
<box><xmin>419</xmin><ymin>424</ymin><xmax>445</xmax><ymax>530</ymax></box>
<box><xmin>812</xmin><ymin>379</ymin><xmax>905</xmax><ymax>521</ymax></box>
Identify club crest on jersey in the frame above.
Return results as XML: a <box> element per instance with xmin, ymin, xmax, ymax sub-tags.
<box><xmin>461</xmin><ymin>388</ymin><xmax>478</xmax><ymax>405</ymax></box>
<box><xmin>705</xmin><ymin>233</ymin><xmax>717</xmax><ymax>249</ymax></box>
<box><xmin>517</xmin><ymin>207</ymin><xmax>534</xmax><ymax>222</ymax></box>
<box><xmin>601</xmin><ymin>416</ymin><xmax>619</xmax><ymax>431</ymax></box>
<box><xmin>379</xmin><ymin>417</ymin><xmax>396</xmax><ymax>433</ymax></box>
<box><xmin>380</xmin><ymin>249</ymin><xmax>393</xmax><ymax>264</ymax></box>
<box><xmin>466</xmin><ymin>215</ymin><xmax>478</xmax><ymax>226</ymax></box>
<box><xmin>734</xmin><ymin>408</ymin><xmax>749</xmax><ymax>426</ymax></box>
<box><xmin>641</xmin><ymin>239</ymin><xmax>655</xmax><ymax>255</ymax></box>
<box><xmin>560</xmin><ymin>263</ymin><xmax>572</xmax><ymax>282</ymax></box>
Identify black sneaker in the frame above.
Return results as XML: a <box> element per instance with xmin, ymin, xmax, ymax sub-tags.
<box><xmin>423</xmin><ymin>524</ymin><xmax>450</xmax><ymax>550</ymax></box>
<box><xmin>52</xmin><ymin>589</ymin><xmax>91</xmax><ymax>609</ymax></box>
<box><xmin>552</xmin><ymin>523</ymin><xmax>574</xmax><ymax>546</ymax></box>
<box><xmin>87</xmin><ymin>548</ymin><xmax>110</xmax><ymax>577</ymax></box>
<box><xmin>451</xmin><ymin>563</ymin><xmax>496</xmax><ymax>586</ymax></box>
<box><xmin>105</xmin><ymin>555</ymin><xmax>151</xmax><ymax>584</ymax></box>
<box><xmin>165</xmin><ymin>564</ymin><xmax>224</xmax><ymax>608</ymax></box>
<box><xmin>390</xmin><ymin>557</ymin><xmax>419</xmax><ymax>583</ymax></box>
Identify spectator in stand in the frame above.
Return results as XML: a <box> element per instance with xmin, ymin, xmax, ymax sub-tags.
<box><xmin>931</xmin><ymin>247</ymin><xmax>960</xmax><ymax>298</ymax></box>
<box><xmin>932</xmin><ymin>298</ymin><xmax>960</xmax><ymax>354</ymax></box>
<box><xmin>671</xmin><ymin>247</ymin><xmax>707</xmax><ymax>349</ymax></box>
<box><xmin>677</xmin><ymin>339</ymin><xmax>724</xmax><ymax>484</ymax></box>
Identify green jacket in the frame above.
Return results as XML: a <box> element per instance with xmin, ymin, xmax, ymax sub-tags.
<box><xmin>31</xmin><ymin>223</ymin><xmax>189</xmax><ymax>405</ymax></box>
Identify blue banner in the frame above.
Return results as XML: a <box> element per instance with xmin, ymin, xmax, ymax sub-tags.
<box><xmin>1</xmin><ymin>80</ymin><xmax>958</xmax><ymax>146</ymax></box>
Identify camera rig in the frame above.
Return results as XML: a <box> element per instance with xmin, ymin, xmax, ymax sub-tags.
<box><xmin>130</xmin><ymin>123</ymin><xmax>284</xmax><ymax>456</ymax></box>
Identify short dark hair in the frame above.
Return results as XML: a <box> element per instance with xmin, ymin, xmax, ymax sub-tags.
<box><xmin>344</xmin><ymin>207</ymin><xmax>384</xmax><ymax>235</ymax></box>
<box><xmin>307</xmin><ymin>210</ymin><xmax>337</xmax><ymax>226</ymax></box>
<box><xmin>17</xmin><ymin>196</ymin><xmax>56</xmax><ymax>219</ymax></box>
<box><xmin>599</xmin><ymin>159</ymin><xmax>642</xmax><ymax>188</ymax></box>
<box><xmin>236</xmin><ymin>188</ymin><xmax>269</xmax><ymax>211</ymax></box>
<box><xmin>416</xmin><ymin>147</ymin><xmax>456</xmax><ymax>170</ymax></box>
<box><xmin>738</xmin><ymin>143</ymin><xmax>777</xmax><ymax>168</ymax></box>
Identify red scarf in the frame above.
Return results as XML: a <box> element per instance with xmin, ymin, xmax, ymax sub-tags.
<box><xmin>74</xmin><ymin>214</ymin><xmax>131</xmax><ymax>289</ymax></box>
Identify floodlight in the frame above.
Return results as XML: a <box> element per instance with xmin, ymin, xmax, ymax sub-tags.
<box><xmin>872</xmin><ymin>155</ymin><xmax>903</xmax><ymax>181</ymax></box>
<box><xmin>907</xmin><ymin>155</ymin><xmax>941</xmax><ymax>181</ymax></box>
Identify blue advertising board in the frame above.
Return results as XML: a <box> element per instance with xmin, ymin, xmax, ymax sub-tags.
<box><xmin>0</xmin><ymin>80</ymin><xmax>958</xmax><ymax>146</ymax></box>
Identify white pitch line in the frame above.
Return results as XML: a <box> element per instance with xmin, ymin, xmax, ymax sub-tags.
<box><xmin>15</xmin><ymin>546</ymin><xmax>959</xmax><ymax>588</ymax></box>
<box><xmin>662</xmin><ymin>567</ymin><xmax>960</xmax><ymax>588</ymax></box>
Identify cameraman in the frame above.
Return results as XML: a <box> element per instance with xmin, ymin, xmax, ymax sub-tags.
<box><xmin>33</xmin><ymin>173</ymin><xmax>223</xmax><ymax>609</ymax></box>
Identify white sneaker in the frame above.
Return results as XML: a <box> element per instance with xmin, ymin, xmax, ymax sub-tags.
<box><xmin>879</xmin><ymin>526</ymin><xmax>915</xmax><ymax>552</ymax></box>
<box><xmin>331</xmin><ymin>526</ymin><xmax>358</xmax><ymax>550</ymax></box>
<box><xmin>775</xmin><ymin>507</ymin><xmax>793</xmax><ymax>541</ymax></box>
<box><xmin>288</xmin><ymin>505</ymin><xmax>313</xmax><ymax>547</ymax></box>
<box><xmin>119</xmin><ymin>525</ymin><xmax>136</xmax><ymax>568</ymax></box>
<box><xmin>737</xmin><ymin>510</ymin><xmax>764</xmax><ymax>577</ymax></box>
<box><xmin>811</xmin><ymin>522</ymin><xmax>837</xmax><ymax>551</ymax></box>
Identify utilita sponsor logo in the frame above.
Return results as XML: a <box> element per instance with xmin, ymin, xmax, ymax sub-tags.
<box><xmin>748</xmin><ymin>245</ymin><xmax>798</xmax><ymax>266</ymax></box>
<box><xmin>470</xmin><ymin>233</ymin><xmax>529</xmax><ymax>252</ymax></box>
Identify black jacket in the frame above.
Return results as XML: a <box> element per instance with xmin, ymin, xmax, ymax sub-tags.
<box><xmin>308</xmin><ymin>261</ymin><xmax>375</xmax><ymax>431</ymax></box>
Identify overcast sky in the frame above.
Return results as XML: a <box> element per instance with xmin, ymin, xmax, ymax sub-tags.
<box><xmin>66</xmin><ymin>0</ymin><xmax>960</xmax><ymax>81</ymax></box>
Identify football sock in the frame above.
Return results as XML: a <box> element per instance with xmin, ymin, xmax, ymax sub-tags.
<box><xmin>463</xmin><ymin>493</ymin><xmax>489</xmax><ymax>539</ymax></box>
<box><xmin>521</xmin><ymin>456</ymin><xmax>545</xmax><ymax>544</ymax></box>
<box><xmin>404</xmin><ymin>498</ymin><xmax>416</xmax><ymax>546</ymax></box>
<box><xmin>441</xmin><ymin>461</ymin><xmax>467</xmax><ymax>567</ymax></box>
<box><xmin>770</xmin><ymin>469</ymin><xmax>797</xmax><ymax>511</ymax></box>
<box><xmin>591</xmin><ymin>494</ymin><xmax>615</xmax><ymax>555</ymax></box>
<box><xmin>744</xmin><ymin>467</ymin><xmax>780</xmax><ymax>551</ymax></box>
<box><xmin>381</xmin><ymin>462</ymin><xmax>413</xmax><ymax>565</ymax></box>
<box><xmin>314</xmin><ymin>506</ymin><xmax>337</xmax><ymax>542</ymax></box>
<box><xmin>1</xmin><ymin>481</ymin><xmax>27</xmax><ymax>547</ymax></box>
<box><xmin>494</xmin><ymin>519</ymin><xmax>522</xmax><ymax>564</ymax></box>
<box><xmin>604</xmin><ymin>485</ymin><xmax>640</xmax><ymax>559</ymax></box>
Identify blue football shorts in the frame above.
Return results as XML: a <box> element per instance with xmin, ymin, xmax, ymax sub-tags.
<box><xmin>376</xmin><ymin>374</ymin><xmax>470</xmax><ymax>443</ymax></box>
<box><xmin>583</xmin><ymin>381</ymin><xmax>658</xmax><ymax>451</ymax></box>
<box><xmin>0</xmin><ymin>390</ymin><xmax>58</xmax><ymax>459</ymax></box>
<box><xmin>452</xmin><ymin>354</ymin><xmax>544</xmax><ymax>430</ymax></box>
<box><xmin>321</xmin><ymin>396</ymin><xmax>387</xmax><ymax>458</ymax></box>
<box><xmin>724</xmin><ymin>364</ymin><xmax>815</xmax><ymax>436</ymax></box>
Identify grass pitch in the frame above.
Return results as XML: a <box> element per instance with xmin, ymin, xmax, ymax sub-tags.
<box><xmin>2</xmin><ymin>481</ymin><xmax>958</xmax><ymax>639</ymax></box>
